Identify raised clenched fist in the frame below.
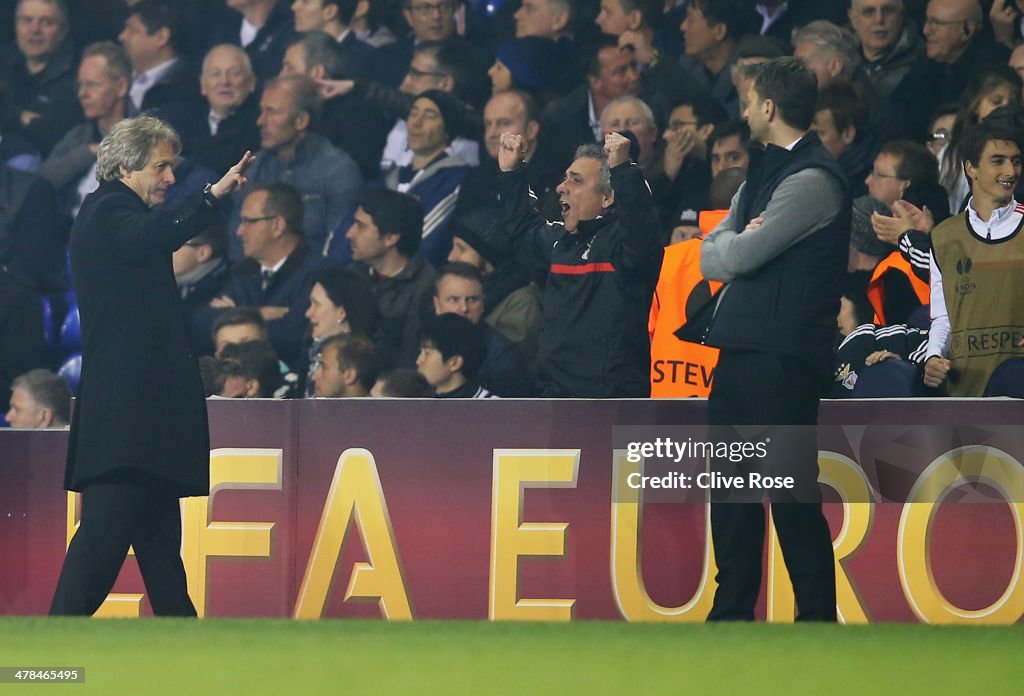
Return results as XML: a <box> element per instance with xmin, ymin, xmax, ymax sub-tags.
<box><xmin>604</xmin><ymin>131</ymin><xmax>631</xmax><ymax>169</ymax></box>
<box><xmin>498</xmin><ymin>132</ymin><xmax>525</xmax><ymax>173</ymax></box>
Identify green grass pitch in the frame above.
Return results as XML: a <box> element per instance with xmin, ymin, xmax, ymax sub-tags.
<box><xmin>0</xmin><ymin>618</ymin><xmax>1021</xmax><ymax>695</ymax></box>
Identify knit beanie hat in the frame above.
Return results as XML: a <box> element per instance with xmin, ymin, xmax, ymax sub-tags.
<box><xmin>495</xmin><ymin>37</ymin><xmax>567</xmax><ymax>93</ymax></box>
<box><xmin>850</xmin><ymin>195</ymin><xmax>895</xmax><ymax>257</ymax></box>
<box><xmin>414</xmin><ymin>89</ymin><xmax>465</xmax><ymax>143</ymax></box>
<box><xmin>451</xmin><ymin>207</ymin><xmax>512</xmax><ymax>266</ymax></box>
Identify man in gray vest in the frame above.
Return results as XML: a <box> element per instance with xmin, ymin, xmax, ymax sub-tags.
<box><xmin>696</xmin><ymin>57</ymin><xmax>848</xmax><ymax>622</ymax></box>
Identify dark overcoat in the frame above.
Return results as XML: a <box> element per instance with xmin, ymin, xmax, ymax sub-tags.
<box><xmin>65</xmin><ymin>179</ymin><xmax>219</xmax><ymax>497</ymax></box>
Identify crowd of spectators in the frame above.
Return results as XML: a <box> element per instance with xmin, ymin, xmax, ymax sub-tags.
<box><xmin>3</xmin><ymin>0</ymin><xmax>1024</xmax><ymax>420</ymax></box>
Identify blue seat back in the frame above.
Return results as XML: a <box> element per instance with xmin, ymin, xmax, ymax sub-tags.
<box><xmin>906</xmin><ymin>304</ymin><xmax>930</xmax><ymax>331</ymax></box>
<box><xmin>58</xmin><ymin>353</ymin><xmax>82</xmax><ymax>395</ymax></box>
<box><xmin>983</xmin><ymin>358</ymin><xmax>1024</xmax><ymax>398</ymax></box>
<box><xmin>852</xmin><ymin>360</ymin><xmax>919</xmax><ymax>398</ymax></box>
<box><xmin>59</xmin><ymin>303</ymin><xmax>81</xmax><ymax>354</ymax></box>
<box><xmin>40</xmin><ymin>296</ymin><xmax>54</xmax><ymax>348</ymax></box>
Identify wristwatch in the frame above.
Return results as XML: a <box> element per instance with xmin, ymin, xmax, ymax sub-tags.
<box><xmin>202</xmin><ymin>182</ymin><xmax>218</xmax><ymax>207</ymax></box>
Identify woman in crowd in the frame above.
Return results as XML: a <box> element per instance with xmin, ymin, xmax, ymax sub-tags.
<box><xmin>939</xmin><ymin>66</ymin><xmax>1022</xmax><ymax>212</ymax></box>
<box><xmin>302</xmin><ymin>267</ymin><xmax>378</xmax><ymax>396</ymax></box>
<box><xmin>487</xmin><ymin>36</ymin><xmax>573</xmax><ymax>109</ymax></box>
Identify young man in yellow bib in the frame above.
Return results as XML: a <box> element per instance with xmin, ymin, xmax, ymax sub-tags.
<box><xmin>924</xmin><ymin>113</ymin><xmax>1024</xmax><ymax>396</ymax></box>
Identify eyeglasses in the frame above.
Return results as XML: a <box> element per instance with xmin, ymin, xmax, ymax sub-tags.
<box><xmin>239</xmin><ymin>215</ymin><xmax>276</xmax><ymax>225</ymax></box>
<box><xmin>407</xmin><ymin>66</ymin><xmax>448</xmax><ymax>80</ymax></box>
<box><xmin>668</xmin><ymin>119</ymin><xmax>698</xmax><ymax>131</ymax></box>
<box><xmin>407</xmin><ymin>1</ymin><xmax>455</xmax><ymax>16</ymax></box>
<box><xmin>923</xmin><ymin>16</ymin><xmax>968</xmax><ymax>28</ymax></box>
<box><xmin>869</xmin><ymin>169</ymin><xmax>905</xmax><ymax>180</ymax></box>
<box><xmin>852</xmin><ymin>5</ymin><xmax>901</xmax><ymax>19</ymax></box>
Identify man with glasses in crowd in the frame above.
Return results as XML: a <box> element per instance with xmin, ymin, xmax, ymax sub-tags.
<box><xmin>893</xmin><ymin>0</ymin><xmax>1009</xmax><ymax>138</ymax></box>
<box><xmin>213</xmin><ymin>182</ymin><xmax>335</xmax><ymax>367</ymax></box>
<box><xmin>373</xmin><ymin>0</ymin><xmax>459</xmax><ymax>87</ymax></box>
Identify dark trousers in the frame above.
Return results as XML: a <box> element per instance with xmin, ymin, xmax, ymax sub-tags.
<box><xmin>706</xmin><ymin>349</ymin><xmax>837</xmax><ymax>622</ymax></box>
<box><xmin>50</xmin><ymin>474</ymin><xmax>196</xmax><ymax>617</ymax></box>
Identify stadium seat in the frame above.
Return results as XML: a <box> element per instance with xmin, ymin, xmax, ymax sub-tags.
<box><xmin>40</xmin><ymin>296</ymin><xmax>54</xmax><ymax>348</ymax></box>
<box><xmin>64</xmin><ymin>246</ymin><xmax>72</xmax><ymax>286</ymax></box>
<box><xmin>59</xmin><ymin>302</ymin><xmax>81</xmax><ymax>355</ymax></box>
<box><xmin>906</xmin><ymin>304</ymin><xmax>930</xmax><ymax>330</ymax></box>
<box><xmin>58</xmin><ymin>354</ymin><xmax>82</xmax><ymax>396</ymax></box>
<box><xmin>852</xmin><ymin>360</ymin><xmax>918</xmax><ymax>398</ymax></box>
<box><xmin>983</xmin><ymin>358</ymin><xmax>1024</xmax><ymax>398</ymax></box>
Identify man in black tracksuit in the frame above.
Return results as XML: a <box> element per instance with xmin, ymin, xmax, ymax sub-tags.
<box><xmin>496</xmin><ymin>131</ymin><xmax>663</xmax><ymax>397</ymax></box>
<box><xmin>694</xmin><ymin>58</ymin><xmax>849</xmax><ymax>621</ymax></box>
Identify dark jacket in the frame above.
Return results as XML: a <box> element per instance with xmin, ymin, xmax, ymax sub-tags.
<box><xmin>659</xmin><ymin>156</ymin><xmax>711</xmax><ymax>234</ymax></box>
<box><xmin>369</xmin><ymin>37</ymin><xmax>414</xmax><ymax>88</ymax></box>
<box><xmin>338</xmin><ymin>32</ymin><xmax>376</xmax><ymax>81</ymax></box>
<box><xmin>179</xmin><ymin>256</ymin><xmax>229</xmax><ymax>356</ymax></box>
<box><xmin>0</xmin><ymin>39</ymin><xmax>83</xmax><ymax>157</ymax></box>
<box><xmin>837</xmin><ymin>133</ymin><xmax>875</xmax><ymax>200</ymax></box>
<box><xmin>538</xmin><ymin>86</ymin><xmax>597</xmax><ymax>181</ymax></box>
<box><xmin>139</xmin><ymin>58</ymin><xmax>204</xmax><ymax>145</ymax></box>
<box><xmin>641</xmin><ymin>60</ymin><xmax>706</xmax><ymax>120</ymax></box>
<box><xmin>221</xmin><ymin>241</ymin><xmax>337</xmax><ymax>366</ymax></box>
<box><xmin>678</xmin><ymin>53</ymin><xmax>739</xmax><ymax>115</ymax></box>
<box><xmin>318</xmin><ymin>92</ymin><xmax>393</xmax><ymax>181</ymax></box>
<box><xmin>861</xmin><ymin>23</ymin><xmax>925</xmax><ymax>100</ymax></box>
<box><xmin>0</xmin><ymin>130</ymin><xmax>40</xmax><ymax>171</ymax></box>
<box><xmin>350</xmin><ymin>255</ymin><xmax>438</xmax><ymax>368</ymax></box>
<box><xmin>478</xmin><ymin>323</ymin><xmax>533</xmax><ymax>397</ymax></box>
<box><xmin>189</xmin><ymin>93</ymin><xmax>262</xmax><ymax>175</ymax></box>
<box><xmin>436</xmin><ymin>381</ymin><xmax>495</xmax><ymax>398</ymax></box>
<box><xmin>455</xmin><ymin>155</ymin><xmax>562</xmax><ymax>219</ymax></box>
<box><xmin>699</xmin><ymin>136</ymin><xmax>850</xmax><ymax>376</ymax></box>
<box><xmin>538</xmin><ymin>81</ymin><xmax>674</xmax><ymax>181</ymax></box>
<box><xmin>891</xmin><ymin>37</ymin><xmax>1011</xmax><ymax>140</ymax></box>
<box><xmin>0</xmin><ymin>165</ymin><xmax>61</xmax><ymax>292</ymax></box>
<box><xmin>497</xmin><ymin>162</ymin><xmax>663</xmax><ymax>397</ymax></box>
<box><xmin>66</xmin><ymin>180</ymin><xmax>220</xmax><ymax>496</ymax></box>
<box><xmin>832</xmin><ymin>323</ymin><xmax>928</xmax><ymax>397</ymax></box>
<box><xmin>203</xmin><ymin>0</ymin><xmax>296</xmax><ymax>81</ymax></box>
<box><xmin>0</xmin><ymin>268</ymin><xmax>46</xmax><ymax>402</ymax></box>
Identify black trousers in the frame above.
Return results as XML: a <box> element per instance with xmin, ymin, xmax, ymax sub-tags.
<box><xmin>706</xmin><ymin>349</ymin><xmax>837</xmax><ymax>622</ymax></box>
<box><xmin>50</xmin><ymin>473</ymin><xmax>196</xmax><ymax>617</ymax></box>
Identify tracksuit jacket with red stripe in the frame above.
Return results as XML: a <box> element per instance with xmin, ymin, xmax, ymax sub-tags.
<box><xmin>497</xmin><ymin>162</ymin><xmax>663</xmax><ymax>397</ymax></box>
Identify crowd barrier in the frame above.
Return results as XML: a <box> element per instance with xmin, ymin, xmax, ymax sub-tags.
<box><xmin>2</xmin><ymin>398</ymin><xmax>1024</xmax><ymax>623</ymax></box>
